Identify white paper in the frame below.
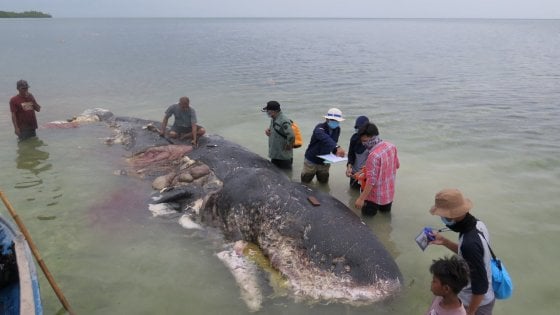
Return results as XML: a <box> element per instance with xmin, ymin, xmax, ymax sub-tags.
<box><xmin>317</xmin><ymin>153</ymin><xmax>348</xmax><ymax>164</ymax></box>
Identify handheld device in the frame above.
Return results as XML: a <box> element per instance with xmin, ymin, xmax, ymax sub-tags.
<box><xmin>415</xmin><ymin>227</ymin><xmax>450</xmax><ymax>251</ymax></box>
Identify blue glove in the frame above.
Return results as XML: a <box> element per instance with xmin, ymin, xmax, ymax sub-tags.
<box><xmin>423</xmin><ymin>227</ymin><xmax>435</xmax><ymax>242</ymax></box>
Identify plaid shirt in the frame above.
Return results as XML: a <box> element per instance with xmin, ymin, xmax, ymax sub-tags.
<box><xmin>365</xmin><ymin>141</ymin><xmax>399</xmax><ymax>205</ymax></box>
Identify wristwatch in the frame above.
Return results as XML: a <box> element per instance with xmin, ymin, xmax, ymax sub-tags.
<box><xmin>333</xmin><ymin>145</ymin><xmax>340</xmax><ymax>154</ymax></box>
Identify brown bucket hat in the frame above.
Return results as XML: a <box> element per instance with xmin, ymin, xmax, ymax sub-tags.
<box><xmin>429</xmin><ymin>188</ymin><xmax>473</xmax><ymax>219</ymax></box>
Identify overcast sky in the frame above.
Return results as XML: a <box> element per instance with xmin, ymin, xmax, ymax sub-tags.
<box><xmin>3</xmin><ymin>0</ymin><xmax>559</xmax><ymax>19</ymax></box>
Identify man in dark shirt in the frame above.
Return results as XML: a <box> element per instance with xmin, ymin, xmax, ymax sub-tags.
<box><xmin>10</xmin><ymin>80</ymin><xmax>41</xmax><ymax>141</ymax></box>
<box><xmin>301</xmin><ymin>108</ymin><xmax>346</xmax><ymax>183</ymax></box>
<box><xmin>345</xmin><ymin>115</ymin><xmax>369</xmax><ymax>189</ymax></box>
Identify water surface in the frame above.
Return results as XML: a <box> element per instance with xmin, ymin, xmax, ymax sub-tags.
<box><xmin>1</xmin><ymin>18</ymin><xmax>559</xmax><ymax>314</ymax></box>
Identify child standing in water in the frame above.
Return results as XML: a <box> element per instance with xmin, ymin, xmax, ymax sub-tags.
<box><xmin>426</xmin><ymin>255</ymin><xmax>470</xmax><ymax>315</ymax></box>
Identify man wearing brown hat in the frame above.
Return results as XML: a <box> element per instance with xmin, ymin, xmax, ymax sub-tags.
<box><xmin>262</xmin><ymin>101</ymin><xmax>294</xmax><ymax>169</ymax></box>
<box><xmin>429</xmin><ymin>188</ymin><xmax>495</xmax><ymax>315</ymax></box>
<box><xmin>10</xmin><ymin>79</ymin><xmax>41</xmax><ymax>141</ymax></box>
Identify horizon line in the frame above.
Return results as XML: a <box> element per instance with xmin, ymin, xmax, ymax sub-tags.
<box><xmin>35</xmin><ymin>16</ymin><xmax>560</xmax><ymax>20</ymax></box>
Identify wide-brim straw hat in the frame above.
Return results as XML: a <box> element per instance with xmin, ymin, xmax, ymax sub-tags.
<box><xmin>429</xmin><ymin>188</ymin><xmax>473</xmax><ymax>219</ymax></box>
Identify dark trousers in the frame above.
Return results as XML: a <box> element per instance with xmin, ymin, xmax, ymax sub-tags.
<box><xmin>349</xmin><ymin>177</ymin><xmax>361</xmax><ymax>190</ymax></box>
<box><xmin>361</xmin><ymin>200</ymin><xmax>392</xmax><ymax>216</ymax></box>
<box><xmin>271</xmin><ymin>158</ymin><xmax>293</xmax><ymax>170</ymax></box>
<box><xmin>18</xmin><ymin>129</ymin><xmax>37</xmax><ymax>141</ymax></box>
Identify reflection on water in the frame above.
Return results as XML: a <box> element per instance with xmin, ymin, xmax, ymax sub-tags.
<box><xmin>14</xmin><ymin>138</ymin><xmax>61</xmax><ymax>209</ymax></box>
<box><xmin>15</xmin><ymin>138</ymin><xmax>51</xmax><ymax>188</ymax></box>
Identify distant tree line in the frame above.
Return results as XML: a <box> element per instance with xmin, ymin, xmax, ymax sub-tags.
<box><xmin>0</xmin><ymin>10</ymin><xmax>52</xmax><ymax>18</ymax></box>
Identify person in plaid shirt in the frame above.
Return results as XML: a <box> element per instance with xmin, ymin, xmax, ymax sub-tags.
<box><xmin>353</xmin><ymin>122</ymin><xmax>399</xmax><ymax>216</ymax></box>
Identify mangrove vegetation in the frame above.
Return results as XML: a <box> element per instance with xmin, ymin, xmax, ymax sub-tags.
<box><xmin>0</xmin><ymin>11</ymin><xmax>52</xmax><ymax>18</ymax></box>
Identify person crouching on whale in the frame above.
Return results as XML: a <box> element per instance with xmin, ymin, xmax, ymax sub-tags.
<box><xmin>160</xmin><ymin>96</ymin><xmax>206</xmax><ymax>146</ymax></box>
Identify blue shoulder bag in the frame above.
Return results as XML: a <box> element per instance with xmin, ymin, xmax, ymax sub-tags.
<box><xmin>479</xmin><ymin>232</ymin><xmax>514</xmax><ymax>299</ymax></box>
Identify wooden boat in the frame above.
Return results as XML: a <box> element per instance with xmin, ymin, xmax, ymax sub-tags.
<box><xmin>0</xmin><ymin>215</ymin><xmax>43</xmax><ymax>315</ymax></box>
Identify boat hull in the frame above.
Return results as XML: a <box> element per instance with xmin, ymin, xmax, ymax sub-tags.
<box><xmin>0</xmin><ymin>216</ymin><xmax>42</xmax><ymax>315</ymax></box>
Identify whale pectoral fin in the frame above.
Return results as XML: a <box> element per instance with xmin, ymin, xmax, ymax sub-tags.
<box><xmin>216</xmin><ymin>246</ymin><xmax>264</xmax><ymax>312</ymax></box>
<box><xmin>240</xmin><ymin>242</ymin><xmax>290</xmax><ymax>298</ymax></box>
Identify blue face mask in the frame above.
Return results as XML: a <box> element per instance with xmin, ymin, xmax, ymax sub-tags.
<box><xmin>327</xmin><ymin>121</ymin><xmax>339</xmax><ymax>129</ymax></box>
<box><xmin>441</xmin><ymin>217</ymin><xmax>455</xmax><ymax>226</ymax></box>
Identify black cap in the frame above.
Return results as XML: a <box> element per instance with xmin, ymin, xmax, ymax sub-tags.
<box><xmin>262</xmin><ymin>101</ymin><xmax>281</xmax><ymax>112</ymax></box>
<box><xmin>354</xmin><ymin>116</ymin><xmax>369</xmax><ymax>129</ymax></box>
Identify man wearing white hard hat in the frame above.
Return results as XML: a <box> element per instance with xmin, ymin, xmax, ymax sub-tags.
<box><xmin>301</xmin><ymin>108</ymin><xmax>346</xmax><ymax>183</ymax></box>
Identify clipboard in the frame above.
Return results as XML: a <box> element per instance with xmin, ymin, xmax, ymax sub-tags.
<box><xmin>317</xmin><ymin>153</ymin><xmax>348</xmax><ymax>164</ymax></box>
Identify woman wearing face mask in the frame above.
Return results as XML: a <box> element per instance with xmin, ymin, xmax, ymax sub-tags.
<box><xmin>428</xmin><ymin>188</ymin><xmax>495</xmax><ymax>315</ymax></box>
<box><xmin>301</xmin><ymin>108</ymin><xmax>346</xmax><ymax>184</ymax></box>
<box><xmin>353</xmin><ymin>122</ymin><xmax>399</xmax><ymax>216</ymax></box>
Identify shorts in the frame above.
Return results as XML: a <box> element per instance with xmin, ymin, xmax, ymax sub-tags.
<box><xmin>171</xmin><ymin>125</ymin><xmax>193</xmax><ymax>134</ymax></box>
<box><xmin>466</xmin><ymin>298</ymin><xmax>495</xmax><ymax>315</ymax></box>
<box><xmin>349</xmin><ymin>177</ymin><xmax>361</xmax><ymax>190</ymax></box>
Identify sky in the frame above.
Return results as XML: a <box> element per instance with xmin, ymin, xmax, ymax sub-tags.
<box><xmin>2</xmin><ymin>0</ymin><xmax>559</xmax><ymax>19</ymax></box>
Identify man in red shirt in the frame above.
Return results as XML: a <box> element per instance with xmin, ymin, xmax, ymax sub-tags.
<box><xmin>10</xmin><ymin>80</ymin><xmax>41</xmax><ymax>141</ymax></box>
<box><xmin>354</xmin><ymin>123</ymin><xmax>400</xmax><ymax>216</ymax></box>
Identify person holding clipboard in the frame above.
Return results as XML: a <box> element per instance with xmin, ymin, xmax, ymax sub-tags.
<box><xmin>300</xmin><ymin>108</ymin><xmax>346</xmax><ymax>184</ymax></box>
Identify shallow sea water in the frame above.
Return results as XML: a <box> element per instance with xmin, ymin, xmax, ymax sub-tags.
<box><xmin>0</xmin><ymin>18</ymin><xmax>559</xmax><ymax>314</ymax></box>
